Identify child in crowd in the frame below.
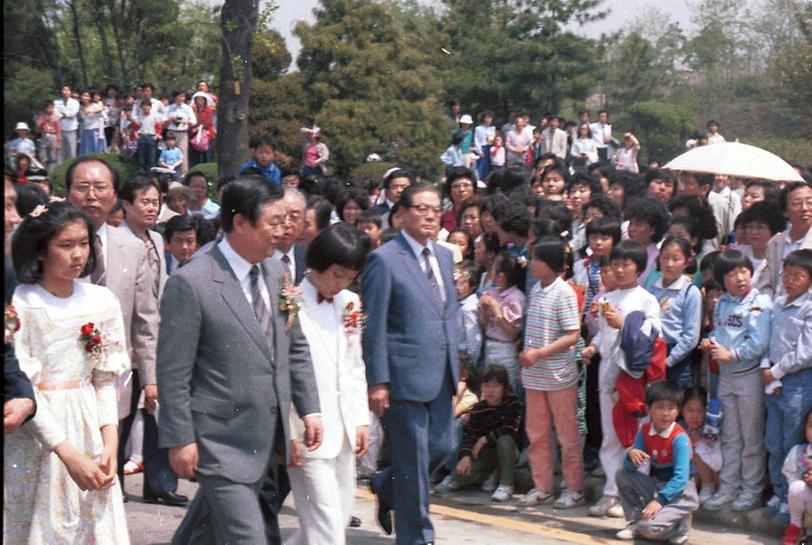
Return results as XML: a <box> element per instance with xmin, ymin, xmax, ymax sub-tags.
<box><xmin>763</xmin><ymin>250</ymin><xmax>812</xmax><ymax>526</ymax></box>
<box><xmin>35</xmin><ymin>101</ymin><xmax>61</xmax><ymax>172</ymax></box>
<box><xmin>581</xmin><ymin>241</ymin><xmax>662</xmax><ymax>518</ymax></box>
<box><xmin>615</xmin><ymin>381</ymin><xmax>699</xmax><ymax>545</ymax></box>
<box><xmin>781</xmin><ymin>409</ymin><xmax>812</xmax><ymax>545</ymax></box>
<box><xmin>441</xmin><ymin>132</ymin><xmax>465</xmax><ymax>167</ymax></box>
<box><xmin>473</xmin><ymin>231</ymin><xmax>500</xmax><ymax>296</ymax></box>
<box><xmin>238</xmin><ymin>135</ymin><xmax>281</xmax><ymax>183</ymax></box>
<box><xmin>159</xmin><ymin>134</ymin><xmax>184</xmax><ymax>181</ymax></box>
<box><xmin>480</xmin><ymin>252</ymin><xmax>525</xmax><ymax>391</ymax></box>
<box><xmin>624</xmin><ymin>197</ymin><xmax>670</xmax><ymax>285</ymax></box>
<box><xmin>357</xmin><ymin>210</ymin><xmax>383</xmax><ymax>249</ymax></box>
<box><xmin>700</xmin><ymin>250</ymin><xmax>772</xmax><ymax>512</ymax></box>
<box><xmin>646</xmin><ymin>236</ymin><xmax>702</xmax><ymax>388</ymax></box>
<box><xmin>519</xmin><ymin>237</ymin><xmax>584</xmax><ymax>508</ymax></box>
<box><xmin>135</xmin><ymin>100</ymin><xmax>161</xmax><ymax>171</ymax></box>
<box><xmin>448</xmin><ymin>229</ymin><xmax>473</xmax><ymax>260</ymax></box>
<box><xmin>681</xmin><ymin>387</ymin><xmax>722</xmax><ymax>503</ymax></box>
<box><xmin>119</xmin><ymin>104</ymin><xmax>138</xmax><ymax>157</ymax></box>
<box><xmin>436</xmin><ymin>365</ymin><xmax>522</xmax><ymax>502</ymax></box>
<box><xmin>437</xmin><ymin>354</ymin><xmax>481</xmax><ymax>489</ymax></box>
<box><xmin>490</xmin><ymin>134</ymin><xmax>505</xmax><ymax>171</ymax></box>
<box><xmin>540</xmin><ymin>160</ymin><xmax>569</xmax><ymax>202</ymax></box>
<box><xmin>456</xmin><ymin>260</ymin><xmax>483</xmax><ymax>365</ymax></box>
<box><xmin>573</xmin><ymin>217</ymin><xmax>622</xmax><ymax>325</ymax></box>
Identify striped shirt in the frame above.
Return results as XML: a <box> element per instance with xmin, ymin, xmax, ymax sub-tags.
<box><xmin>522</xmin><ymin>276</ymin><xmax>581</xmax><ymax>391</ymax></box>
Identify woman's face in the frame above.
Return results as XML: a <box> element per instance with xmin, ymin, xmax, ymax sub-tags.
<box><xmin>741</xmin><ymin>185</ymin><xmax>765</xmax><ymax>211</ymax></box>
<box><xmin>568</xmin><ymin>182</ymin><xmax>592</xmax><ymax>213</ymax></box>
<box><xmin>449</xmin><ymin>177</ymin><xmax>474</xmax><ymax>207</ymax></box>
<box><xmin>542</xmin><ymin>171</ymin><xmax>565</xmax><ymax>196</ymax></box>
<box><xmin>41</xmin><ymin>220</ymin><xmax>90</xmax><ymax>285</ymax></box>
<box><xmin>342</xmin><ymin>199</ymin><xmax>362</xmax><ymax>225</ymax></box>
<box><xmin>480</xmin><ymin>210</ymin><xmax>496</xmax><ymax>233</ymax></box>
<box><xmin>197</xmin><ymin>81</ymin><xmax>210</xmax><ymax>92</ymax></box>
<box><xmin>609</xmin><ymin>183</ymin><xmax>624</xmax><ymax>209</ymax></box>
<box><xmin>578</xmin><ymin>124</ymin><xmax>590</xmax><ymax>138</ymax></box>
<box><xmin>194</xmin><ymin>97</ymin><xmax>207</xmax><ymax>109</ymax></box>
<box><xmin>666</xmin><ymin>224</ymin><xmax>697</xmax><ymax>249</ymax></box>
<box><xmin>448</xmin><ymin>232</ymin><xmax>470</xmax><ymax>256</ymax></box>
<box><xmin>460</xmin><ymin>206</ymin><xmax>482</xmax><ymax>238</ymax></box>
<box><xmin>531</xmin><ymin>178</ymin><xmax>545</xmax><ymax>198</ymax></box>
<box><xmin>473</xmin><ymin>236</ymin><xmax>487</xmax><ymax>266</ymax></box>
<box><xmin>744</xmin><ymin>221</ymin><xmax>772</xmax><ymax>252</ymax></box>
<box><xmin>628</xmin><ymin>218</ymin><xmax>655</xmax><ymax>245</ymax></box>
<box><xmin>309</xmin><ymin>264</ymin><xmax>358</xmax><ymax>299</ymax></box>
<box><xmin>81</xmin><ymin>92</ymin><xmax>91</xmax><ymax>104</ymax></box>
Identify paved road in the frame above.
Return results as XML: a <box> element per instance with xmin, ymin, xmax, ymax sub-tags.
<box><xmin>123</xmin><ymin>473</ymin><xmax>779</xmax><ymax>545</ymax></box>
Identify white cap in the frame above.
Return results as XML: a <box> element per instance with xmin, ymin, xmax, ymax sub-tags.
<box><xmin>366</xmin><ymin>153</ymin><xmax>382</xmax><ymax>163</ymax></box>
<box><xmin>459</xmin><ymin>114</ymin><xmax>473</xmax><ymax>125</ymax></box>
<box><xmin>15</xmin><ymin>122</ymin><xmax>30</xmax><ymax>131</ymax></box>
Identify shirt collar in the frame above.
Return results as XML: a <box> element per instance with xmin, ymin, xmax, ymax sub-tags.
<box><xmin>219</xmin><ymin>236</ymin><xmax>255</xmax><ymax>284</ymax></box>
<box><xmin>540</xmin><ymin>276</ymin><xmax>563</xmax><ymax>294</ymax></box>
<box><xmin>654</xmin><ymin>274</ymin><xmax>691</xmax><ymax>291</ymax></box>
<box><xmin>781</xmin><ymin>289</ymin><xmax>812</xmax><ymax>309</ymax></box>
<box><xmin>401</xmin><ymin>229</ymin><xmax>435</xmax><ymax>261</ymax></box>
<box><xmin>272</xmin><ymin>246</ymin><xmax>295</xmax><ymax>262</ymax></box>
<box><xmin>649</xmin><ymin>421</ymin><xmax>676</xmax><ymax>438</ymax></box>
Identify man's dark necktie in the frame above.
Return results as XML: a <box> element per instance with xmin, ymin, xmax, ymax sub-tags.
<box><xmin>249</xmin><ymin>264</ymin><xmax>274</xmax><ymax>357</ymax></box>
<box><xmin>422</xmin><ymin>247</ymin><xmax>442</xmax><ymax>304</ymax></box>
<box><xmin>281</xmin><ymin>254</ymin><xmax>292</xmax><ymax>280</ymax></box>
<box><xmin>91</xmin><ymin>234</ymin><xmax>106</xmax><ymax>285</ymax></box>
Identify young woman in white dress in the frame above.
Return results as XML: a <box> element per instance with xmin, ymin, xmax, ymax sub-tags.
<box><xmin>5</xmin><ymin>202</ymin><xmax>130</xmax><ymax>544</ymax></box>
<box><xmin>285</xmin><ymin>223</ymin><xmax>371</xmax><ymax>545</ymax></box>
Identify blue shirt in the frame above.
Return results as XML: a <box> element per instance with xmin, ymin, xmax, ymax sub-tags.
<box><xmin>238</xmin><ymin>159</ymin><xmax>281</xmax><ymax>185</ymax></box>
<box><xmin>624</xmin><ymin>422</ymin><xmax>692</xmax><ymax>505</ymax></box>
<box><xmin>766</xmin><ymin>290</ymin><xmax>812</xmax><ymax>380</ymax></box>
<box><xmin>709</xmin><ymin>288</ymin><xmax>772</xmax><ymax>376</ymax></box>
<box><xmin>646</xmin><ymin>275</ymin><xmax>702</xmax><ymax>367</ymax></box>
<box><xmin>160</xmin><ymin>147</ymin><xmax>183</xmax><ymax>167</ymax></box>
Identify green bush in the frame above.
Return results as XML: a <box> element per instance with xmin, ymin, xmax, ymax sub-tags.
<box><xmin>614</xmin><ymin>101</ymin><xmax>694</xmax><ymax>164</ymax></box>
<box><xmin>348</xmin><ymin>162</ymin><xmax>398</xmax><ymax>183</ymax></box>
<box><xmin>50</xmin><ymin>154</ymin><xmax>139</xmax><ymax>197</ymax></box>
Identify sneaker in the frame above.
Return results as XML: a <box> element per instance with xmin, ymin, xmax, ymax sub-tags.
<box><xmin>730</xmin><ymin>491</ymin><xmax>761</xmax><ymax>512</ymax></box>
<box><xmin>491</xmin><ymin>484</ymin><xmax>514</xmax><ymax>502</ymax></box>
<box><xmin>669</xmin><ymin>534</ymin><xmax>690</xmax><ymax>545</ymax></box>
<box><xmin>765</xmin><ymin>495</ymin><xmax>782</xmax><ymax>517</ymax></box>
<box><xmin>615</xmin><ymin>522</ymin><xmax>639</xmax><ymax>540</ymax></box>
<box><xmin>553</xmin><ymin>489</ymin><xmax>586</xmax><ymax>509</ymax></box>
<box><xmin>783</xmin><ymin>524</ymin><xmax>802</xmax><ymax>545</ymax></box>
<box><xmin>123</xmin><ymin>460</ymin><xmax>144</xmax><ymax>475</ymax></box>
<box><xmin>589</xmin><ymin>495</ymin><xmax>621</xmax><ymax>517</ymax></box>
<box><xmin>703</xmin><ymin>489</ymin><xmax>738</xmax><ymax>511</ymax></box>
<box><xmin>480</xmin><ymin>470</ymin><xmax>499</xmax><ymax>492</ymax></box>
<box><xmin>770</xmin><ymin>503</ymin><xmax>791</xmax><ymax>526</ymax></box>
<box><xmin>698</xmin><ymin>485</ymin><xmax>715</xmax><ymax>505</ymax></box>
<box><xmin>433</xmin><ymin>475</ymin><xmax>460</xmax><ymax>493</ymax></box>
<box><xmin>520</xmin><ymin>488</ymin><xmax>555</xmax><ymax>506</ymax></box>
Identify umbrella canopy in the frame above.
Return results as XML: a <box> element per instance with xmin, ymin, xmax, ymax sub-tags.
<box><xmin>663</xmin><ymin>142</ymin><xmax>803</xmax><ymax>182</ymax></box>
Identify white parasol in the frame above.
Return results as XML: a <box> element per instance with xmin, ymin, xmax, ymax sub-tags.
<box><xmin>663</xmin><ymin>142</ymin><xmax>803</xmax><ymax>182</ymax></box>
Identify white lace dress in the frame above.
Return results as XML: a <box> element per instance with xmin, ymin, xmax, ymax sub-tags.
<box><xmin>4</xmin><ymin>281</ymin><xmax>130</xmax><ymax>544</ymax></box>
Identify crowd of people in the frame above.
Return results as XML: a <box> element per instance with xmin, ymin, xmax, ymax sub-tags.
<box><xmin>4</xmin><ymin>87</ymin><xmax>812</xmax><ymax>545</ymax></box>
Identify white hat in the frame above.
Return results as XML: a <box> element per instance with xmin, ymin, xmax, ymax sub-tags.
<box><xmin>459</xmin><ymin>114</ymin><xmax>473</xmax><ymax>125</ymax></box>
<box><xmin>191</xmin><ymin>91</ymin><xmax>210</xmax><ymax>105</ymax></box>
<box><xmin>15</xmin><ymin>122</ymin><xmax>30</xmax><ymax>131</ymax></box>
<box><xmin>366</xmin><ymin>153</ymin><xmax>382</xmax><ymax>163</ymax></box>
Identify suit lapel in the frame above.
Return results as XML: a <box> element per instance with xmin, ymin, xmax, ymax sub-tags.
<box><xmin>396</xmin><ymin>235</ymin><xmax>443</xmax><ymax>317</ymax></box>
<box><xmin>437</xmin><ymin>249</ymin><xmax>456</xmax><ymax>317</ymax></box>
<box><xmin>211</xmin><ymin>249</ymin><xmax>274</xmax><ymax>361</ymax></box>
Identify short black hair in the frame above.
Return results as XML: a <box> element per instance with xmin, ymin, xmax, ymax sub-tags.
<box><xmin>736</xmin><ymin>201</ymin><xmax>786</xmax><ymax>235</ymax></box>
<box><xmin>194</xmin><ymin>215</ymin><xmax>217</xmax><ymax>246</ymax></box>
<box><xmin>183</xmin><ymin>170</ymin><xmax>209</xmax><ymax>187</ymax></box>
<box><xmin>65</xmin><ymin>155</ymin><xmax>122</xmax><ymax>193</ymax></box>
<box><xmin>784</xmin><ymin>249</ymin><xmax>812</xmax><ymax>278</ymax></box>
<box><xmin>380</xmin><ymin>227</ymin><xmax>401</xmax><ymax>245</ymax></box>
<box><xmin>250</xmin><ymin>134</ymin><xmax>277</xmax><ymax>150</ymax></box>
<box><xmin>118</xmin><ymin>173</ymin><xmax>161</xmax><ymax>204</ymax></box>
<box><xmin>541</xmin><ymin>159</ymin><xmax>571</xmax><ymax>187</ymax></box>
<box><xmin>530</xmin><ymin>236</ymin><xmax>570</xmax><ymax>273</ymax></box>
<box><xmin>683</xmin><ymin>386</ymin><xmax>708</xmax><ymax>409</ymax></box>
<box><xmin>699</xmin><ymin>250</ymin><xmax>721</xmax><ymax>274</ymax></box>
<box><xmin>713</xmin><ymin>249</ymin><xmax>754</xmax><ymax>287</ymax></box>
<box><xmin>610</xmin><ymin>240</ymin><xmax>647</xmax><ymax>273</ymax></box>
<box><xmin>644</xmin><ymin>169</ymin><xmax>678</xmax><ymax>192</ymax></box>
<box><xmin>306</xmin><ymin>222</ymin><xmax>371</xmax><ymax>273</ymax></box>
<box><xmin>163</xmin><ymin>214</ymin><xmax>197</xmax><ymax>243</ymax></box>
<box><xmin>455</xmin><ymin>259</ymin><xmax>481</xmax><ymax>290</ymax></box>
<box><xmin>335</xmin><ymin>187</ymin><xmax>369</xmax><ymax>221</ymax></box>
<box><xmin>584</xmin><ymin>195</ymin><xmax>622</xmax><ymax>222</ymax></box>
<box><xmin>444</xmin><ymin>166</ymin><xmax>475</xmax><ymax>198</ymax></box>
<box><xmin>645</xmin><ymin>380</ymin><xmax>684</xmax><ymax>408</ymax></box>
<box><xmin>400</xmin><ymin>182</ymin><xmax>440</xmax><ymax>208</ymax></box>
<box><xmin>480</xmin><ymin>364</ymin><xmax>511</xmax><ymax>392</ymax></box>
<box><xmin>487</xmin><ymin>166</ymin><xmax>527</xmax><ymax>196</ymax></box>
<box><xmin>15</xmin><ymin>184</ymin><xmax>49</xmax><ymax>217</ymax></box>
<box><xmin>280</xmin><ymin>166</ymin><xmax>300</xmax><ymax>179</ymax></box>
<box><xmin>456</xmin><ymin>195</ymin><xmax>485</xmax><ymax>226</ymax></box>
<box><xmin>530</xmin><ymin>217</ymin><xmax>570</xmax><ymax>242</ymax></box>
<box><xmin>668</xmin><ymin>216</ymin><xmax>703</xmax><ymax>255</ymax></box>
<box><xmin>566</xmin><ymin>171</ymin><xmax>602</xmax><ymax>200</ymax></box>
<box><xmin>219</xmin><ymin>176</ymin><xmax>284</xmax><ymax>233</ymax></box>
<box><xmin>479</xmin><ymin>230</ymin><xmax>501</xmax><ymax>255</ymax></box>
<box><xmin>493</xmin><ymin>199</ymin><xmax>531</xmax><ymax>237</ymax></box>
<box><xmin>306</xmin><ymin>196</ymin><xmax>334</xmax><ymax>231</ymax></box>
<box><xmin>383</xmin><ymin>169</ymin><xmax>412</xmax><ymax>189</ymax></box>
<box><xmin>586</xmin><ymin>216</ymin><xmax>622</xmax><ymax>244</ymax></box>
<box><xmin>624</xmin><ymin>197</ymin><xmax>670</xmax><ymax>243</ymax></box>
<box><xmin>743</xmin><ymin>178</ymin><xmax>780</xmax><ymax>203</ymax></box>
<box><xmin>535</xmin><ymin>200</ymin><xmax>573</xmax><ymax>233</ymax></box>
<box><xmin>608</xmin><ymin>171</ymin><xmax>647</xmax><ymax>209</ymax></box>
<box><xmin>492</xmin><ymin>250</ymin><xmax>521</xmax><ymax>287</ymax></box>
<box><xmin>357</xmin><ymin>209</ymin><xmax>383</xmax><ymax>228</ymax></box>
<box><xmin>780</xmin><ymin>181</ymin><xmax>812</xmax><ymax>214</ymax></box>
<box><xmin>658</xmin><ymin>236</ymin><xmax>694</xmax><ymax>263</ymax></box>
<box><xmin>669</xmin><ymin>194</ymin><xmax>719</xmax><ymax>241</ymax></box>
<box><xmin>12</xmin><ymin>202</ymin><xmax>97</xmax><ymax>283</ymax></box>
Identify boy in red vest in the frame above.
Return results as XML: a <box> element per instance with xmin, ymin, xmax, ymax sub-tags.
<box><xmin>615</xmin><ymin>380</ymin><xmax>699</xmax><ymax>544</ymax></box>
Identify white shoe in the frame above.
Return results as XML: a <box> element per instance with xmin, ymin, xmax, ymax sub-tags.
<box><xmin>669</xmin><ymin>534</ymin><xmax>689</xmax><ymax>545</ymax></box>
<box><xmin>698</xmin><ymin>485</ymin><xmax>715</xmax><ymax>504</ymax></box>
<box><xmin>520</xmin><ymin>488</ymin><xmax>555</xmax><ymax>506</ymax></box>
<box><xmin>433</xmin><ymin>475</ymin><xmax>460</xmax><ymax>493</ymax></box>
<box><xmin>703</xmin><ymin>489</ymin><xmax>738</xmax><ymax>511</ymax></box>
<box><xmin>553</xmin><ymin>489</ymin><xmax>586</xmax><ymax>509</ymax></box>
<box><xmin>480</xmin><ymin>470</ymin><xmax>498</xmax><ymax>492</ymax></box>
<box><xmin>589</xmin><ymin>495</ymin><xmax>622</xmax><ymax>517</ymax></box>
<box><xmin>615</xmin><ymin>522</ymin><xmax>638</xmax><ymax>540</ymax></box>
<box><xmin>491</xmin><ymin>484</ymin><xmax>513</xmax><ymax>502</ymax></box>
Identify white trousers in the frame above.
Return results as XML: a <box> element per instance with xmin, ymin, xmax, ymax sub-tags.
<box><xmin>285</xmin><ymin>438</ymin><xmax>356</xmax><ymax>545</ymax></box>
<box><xmin>599</xmin><ymin>389</ymin><xmax>625</xmax><ymax>497</ymax></box>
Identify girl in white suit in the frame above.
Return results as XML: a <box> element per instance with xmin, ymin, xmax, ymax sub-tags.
<box><xmin>286</xmin><ymin>223</ymin><xmax>371</xmax><ymax>545</ymax></box>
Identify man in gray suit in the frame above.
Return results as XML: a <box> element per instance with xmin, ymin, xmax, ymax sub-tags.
<box><xmin>66</xmin><ymin>157</ymin><xmax>159</xmax><ymax>501</ymax></box>
<box><xmin>158</xmin><ymin>177</ymin><xmax>323</xmax><ymax>544</ymax></box>
<box><xmin>362</xmin><ymin>181</ymin><xmax>461</xmax><ymax>545</ymax></box>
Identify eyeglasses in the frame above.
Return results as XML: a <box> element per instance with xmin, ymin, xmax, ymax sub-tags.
<box><xmin>450</xmin><ymin>181</ymin><xmax>473</xmax><ymax>190</ymax></box>
<box><xmin>406</xmin><ymin>204</ymin><xmax>442</xmax><ymax>215</ymax></box>
<box><xmin>71</xmin><ymin>183</ymin><xmax>114</xmax><ymax>195</ymax></box>
<box><xmin>783</xmin><ymin>272</ymin><xmax>810</xmax><ymax>282</ymax></box>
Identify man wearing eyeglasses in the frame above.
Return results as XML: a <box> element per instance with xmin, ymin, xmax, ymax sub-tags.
<box><xmin>362</xmin><ymin>182</ymin><xmax>461</xmax><ymax>545</ymax></box>
<box><xmin>66</xmin><ymin>156</ymin><xmax>161</xmax><ymax>504</ymax></box>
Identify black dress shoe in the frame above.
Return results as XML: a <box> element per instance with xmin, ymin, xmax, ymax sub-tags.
<box><xmin>122</xmin><ymin>492</ymin><xmax>129</xmax><ymax>503</ymax></box>
<box><xmin>349</xmin><ymin>515</ymin><xmax>361</xmax><ymax>528</ymax></box>
<box><xmin>142</xmin><ymin>491</ymin><xmax>189</xmax><ymax>506</ymax></box>
<box><xmin>376</xmin><ymin>497</ymin><xmax>393</xmax><ymax>535</ymax></box>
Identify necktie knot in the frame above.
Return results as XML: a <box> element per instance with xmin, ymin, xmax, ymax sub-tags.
<box><xmin>317</xmin><ymin>293</ymin><xmax>333</xmax><ymax>305</ymax></box>
<box><xmin>422</xmin><ymin>247</ymin><xmax>431</xmax><ymax>258</ymax></box>
<box><xmin>250</xmin><ymin>264</ymin><xmax>260</xmax><ymax>282</ymax></box>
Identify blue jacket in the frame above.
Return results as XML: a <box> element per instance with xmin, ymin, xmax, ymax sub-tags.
<box><xmin>646</xmin><ymin>275</ymin><xmax>702</xmax><ymax>367</ymax></box>
<box><xmin>237</xmin><ymin>159</ymin><xmax>281</xmax><ymax>184</ymax></box>
<box><xmin>361</xmin><ymin>234</ymin><xmax>461</xmax><ymax>401</ymax></box>
<box><xmin>709</xmin><ymin>288</ymin><xmax>772</xmax><ymax>376</ymax></box>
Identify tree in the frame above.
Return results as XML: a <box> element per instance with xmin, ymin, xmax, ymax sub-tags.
<box><xmin>216</xmin><ymin>0</ymin><xmax>261</xmax><ymax>178</ymax></box>
<box><xmin>614</xmin><ymin>101</ymin><xmax>693</xmax><ymax>164</ymax></box>
<box><xmin>294</xmin><ymin>0</ymin><xmax>448</xmax><ymax>176</ymax></box>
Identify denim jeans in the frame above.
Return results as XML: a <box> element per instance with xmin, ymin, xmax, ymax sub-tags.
<box><xmin>137</xmin><ymin>135</ymin><xmax>157</xmax><ymax>172</ymax></box>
